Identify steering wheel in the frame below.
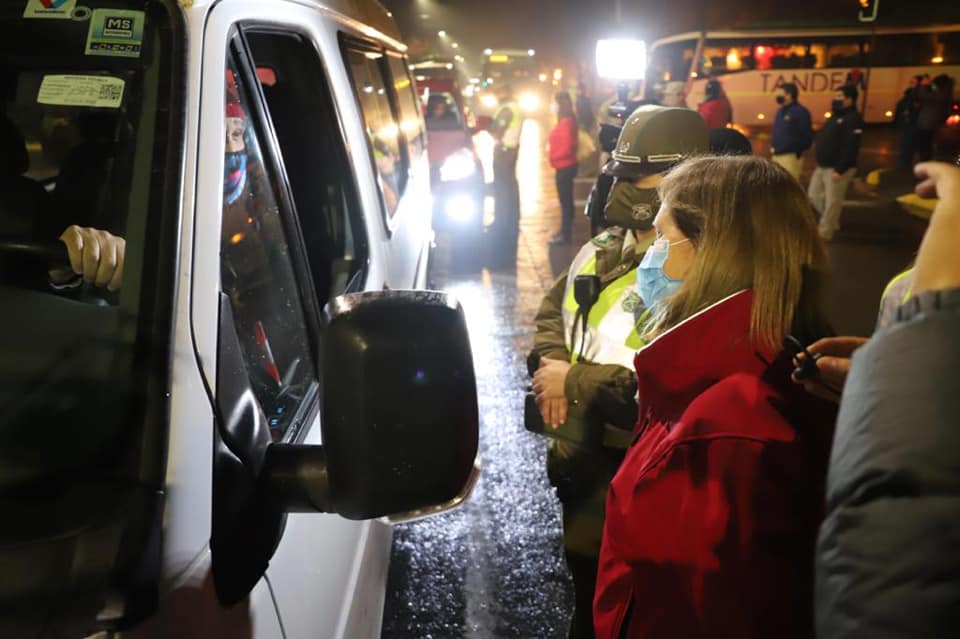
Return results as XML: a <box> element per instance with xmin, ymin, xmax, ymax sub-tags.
<box><xmin>0</xmin><ymin>237</ymin><xmax>69</xmax><ymax>263</ymax></box>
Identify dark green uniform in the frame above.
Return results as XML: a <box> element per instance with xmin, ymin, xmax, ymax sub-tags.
<box><xmin>531</xmin><ymin>226</ymin><xmax>646</xmax><ymax>639</ymax></box>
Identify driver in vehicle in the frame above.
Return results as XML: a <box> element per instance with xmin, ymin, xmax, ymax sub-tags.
<box><xmin>0</xmin><ymin>111</ymin><xmax>125</xmax><ymax>293</ymax></box>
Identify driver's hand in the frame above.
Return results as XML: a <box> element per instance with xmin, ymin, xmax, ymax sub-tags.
<box><xmin>58</xmin><ymin>225</ymin><xmax>125</xmax><ymax>291</ymax></box>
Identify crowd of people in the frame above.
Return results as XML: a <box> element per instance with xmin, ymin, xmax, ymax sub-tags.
<box><xmin>897</xmin><ymin>73</ymin><xmax>956</xmax><ymax>169</ymax></box>
<box><xmin>523</xmin><ymin>75</ymin><xmax>960</xmax><ymax>637</ymax></box>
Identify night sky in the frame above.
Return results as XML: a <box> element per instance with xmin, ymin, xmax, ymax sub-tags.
<box><xmin>383</xmin><ymin>0</ymin><xmax>960</xmax><ymax>74</ymax></box>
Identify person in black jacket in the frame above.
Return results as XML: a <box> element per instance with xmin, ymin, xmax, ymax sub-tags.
<box><xmin>815</xmin><ymin>160</ymin><xmax>960</xmax><ymax>638</ymax></box>
<box><xmin>808</xmin><ymin>85</ymin><xmax>863</xmax><ymax>240</ymax></box>
<box><xmin>771</xmin><ymin>82</ymin><xmax>813</xmax><ymax>182</ymax></box>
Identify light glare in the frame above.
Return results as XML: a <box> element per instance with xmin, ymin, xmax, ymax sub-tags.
<box><xmin>596</xmin><ymin>39</ymin><xmax>646</xmax><ymax>80</ymax></box>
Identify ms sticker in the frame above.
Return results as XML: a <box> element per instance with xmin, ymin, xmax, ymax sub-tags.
<box><xmin>23</xmin><ymin>0</ymin><xmax>77</xmax><ymax>19</ymax></box>
<box><xmin>85</xmin><ymin>8</ymin><xmax>144</xmax><ymax>58</ymax></box>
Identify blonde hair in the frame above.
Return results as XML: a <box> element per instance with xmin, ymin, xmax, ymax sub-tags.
<box><xmin>643</xmin><ymin>155</ymin><xmax>830</xmax><ymax>350</ymax></box>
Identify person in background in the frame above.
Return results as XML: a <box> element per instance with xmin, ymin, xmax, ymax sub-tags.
<box><xmin>771</xmin><ymin>82</ymin><xmax>813</xmax><ymax>182</ymax></box>
<box><xmin>532</xmin><ymin>106</ymin><xmax>709</xmax><ymax>639</ymax></box>
<box><xmin>594</xmin><ymin>155</ymin><xmax>836</xmax><ymax>639</ymax></box>
<box><xmin>709</xmin><ymin>126</ymin><xmax>753</xmax><ymax>156</ymax></box>
<box><xmin>660</xmin><ymin>81</ymin><xmax>687</xmax><ymax>108</ymax></box>
<box><xmin>575</xmin><ymin>82</ymin><xmax>595</xmax><ymax>133</ymax></box>
<box><xmin>489</xmin><ymin>84</ymin><xmax>522</xmax><ymax>264</ymax></box>
<box><xmin>914</xmin><ymin>74</ymin><xmax>949</xmax><ymax>163</ymax></box>
<box><xmin>548</xmin><ymin>92</ymin><xmax>579</xmax><ymax>244</ymax></box>
<box><xmin>895</xmin><ymin>75</ymin><xmax>924</xmax><ymax>170</ymax></box>
<box><xmin>697</xmin><ymin>79</ymin><xmax>732</xmax><ymax>129</ymax></box>
<box><xmin>809</xmin><ymin>85</ymin><xmax>863</xmax><ymax>241</ymax></box>
<box><xmin>815</xmin><ymin>161</ymin><xmax>960</xmax><ymax>638</ymax></box>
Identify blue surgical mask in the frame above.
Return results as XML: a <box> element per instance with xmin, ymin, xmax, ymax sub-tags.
<box><xmin>636</xmin><ymin>237</ymin><xmax>689</xmax><ymax>308</ymax></box>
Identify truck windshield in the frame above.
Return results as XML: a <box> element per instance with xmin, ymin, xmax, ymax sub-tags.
<box><xmin>0</xmin><ymin>1</ymin><xmax>178</xmax><ymax>489</ymax></box>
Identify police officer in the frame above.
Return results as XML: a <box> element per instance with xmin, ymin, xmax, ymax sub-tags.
<box><xmin>489</xmin><ymin>84</ymin><xmax>522</xmax><ymax>265</ymax></box>
<box><xmin>529</xmin><ymin>105</ymin><xmax>708</xmax><ymax>639</ymax></box>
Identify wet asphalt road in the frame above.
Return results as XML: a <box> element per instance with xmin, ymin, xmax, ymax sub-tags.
<box><xmin>382</xmin><ymin>121</ymin><xmax>576</xmax><ymax>639</ymax></box>
<box><xmin>381</xmin><ymin>120</ymin><xmax>928</xmax><ymax>638</ymax></box>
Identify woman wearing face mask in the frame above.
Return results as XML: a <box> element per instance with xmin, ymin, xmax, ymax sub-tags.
<box><xmin>593</xmin><ymin>155</ymin><xmax>837</xmax><ymax>639</ymax></box>
<box><xmin>530</xmin><ymin>106</ymin><xmax>709</xmax><ymax>639</ymax></box>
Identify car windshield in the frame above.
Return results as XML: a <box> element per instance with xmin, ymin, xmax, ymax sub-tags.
<box><xmin>424</xmin><ymin>91</ymin><xmax>463</xmax><ymax>131</ymax></box>
<box><xmin>0</xmin><ymin>1</ymin><xmax>177</xmax><ymax>488</ymax></box>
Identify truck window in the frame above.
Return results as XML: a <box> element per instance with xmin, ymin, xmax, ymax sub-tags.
<box><xmin>423</xmin><ymin>91</ymin><xmax>464</xmax><ymax>131</ymax></box>
<box><xmin>345</xmin><ymin>47</ymin><xmax>405</xmax><ymax>217</ymax></box>
<box><xmin>0</xmin><ymin>0</ymin><xmax>178</xmax><ymax>484</ymax></box>
<box><xmin>222</xmin><ymin>53</ymin><xmax>318</xmax><ymax>442</ymax></box>
<box><xmin>386</xmin><ymin>53</ymin><xmax>425</xmax><ymax>161</ymax></box>
<box><xmin>245</xmin><ymin>28</ymin><xmax>367</xmax><ymax>304</ymax></box>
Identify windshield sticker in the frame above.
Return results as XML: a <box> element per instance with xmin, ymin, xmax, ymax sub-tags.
<box><xmin>37</xmin><ymin>75</ymin><xmax>125</xmax><ymax>109</ymax></box>
<box><xmin>23</xmin><ymin>0</ymin><xmax>77</xmax><ymax>19</ymax></box>
<box><xmin>84</xmin><ymin>9</ymin><xmax>144</xmax><ymax>58</ymax></box>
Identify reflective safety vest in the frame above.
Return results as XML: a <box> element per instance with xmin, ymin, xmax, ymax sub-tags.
<box><xmin>496</xmin><ymin>101</ymin><xmax>522</xmax><ymax>149</ymax></box>
<box><xmin>561</xmin><ymin>231</ymin><xmax>653</xmax><ymax>369</ymax></box>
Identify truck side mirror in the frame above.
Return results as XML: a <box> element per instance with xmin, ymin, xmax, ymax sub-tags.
<box><xmin>322</xmin><ymin>290</ymin><xmax>479</xmax><ymax>519</ymax></box>
<box><xmin>263</xmin><ymin>290</ymin><xmax>480</xmax><ymax>521</ymax></box>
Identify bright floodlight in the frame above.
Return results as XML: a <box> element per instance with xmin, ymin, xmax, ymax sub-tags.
<box><xmin>484</xmin><ymin>48</ymin><xmax>493</xmax><ymax>55</ymax></box>
<box><xmin>596</xmin><ymin>39</ymin><xmax>646</xmax><ymax>80</ymax></box>
<box><xmin>528</xmin><ymin>49</ymin><xmax>535</xmax><ymax>56</ymax></box>
<box><xmin>438</xmin><ymin>30</ymin><xmax>447</xmax><ymax>38</ymax></box>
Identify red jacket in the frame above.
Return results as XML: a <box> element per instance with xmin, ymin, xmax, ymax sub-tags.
<box><xmin>549</xmin><ymin>116</ymin><xmax>578</xmax><ymax>169</ymax></box>
<box><xmin>698</xmin><ymin>97</ymin><xmax>733</xmax><ymax>129</ymax></box>
<box><xmin>594</xmin><ymin>290</ymin><xmax>835</xmax><ymax>639</ymax></box>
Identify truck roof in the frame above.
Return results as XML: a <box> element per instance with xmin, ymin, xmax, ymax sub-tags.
<box><xmin>179</xmin><ymin>0</ymin><xmax>403</xmax><ymax>49</ymax></box>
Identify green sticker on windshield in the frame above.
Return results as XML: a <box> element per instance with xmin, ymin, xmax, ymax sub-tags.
<box><xmin>37</xmin><ymin>75</ymin><xmax>125</xmax><ymax>108</ymax></box>
<box><xmin>85</xmin><ymin>8</ymin><xmax>143</xmax><ymax>58</ymax></box>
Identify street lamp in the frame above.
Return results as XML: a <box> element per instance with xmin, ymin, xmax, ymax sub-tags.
<box><xmin>438</xmin><ymin>29</ymin><xmax>447</xmax><ymax>38</ymax></box>
<box><xmin>452</xmin><ymin>42</ymin><xmax>459</xmax><ymax>49</ymax></box>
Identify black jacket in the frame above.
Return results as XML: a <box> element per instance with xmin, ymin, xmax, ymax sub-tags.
<box><xmin>814</xmin><ymin>106</ymin><xmax>863</xmax><ymax>174</ymax></box>
<box><xmin>816</xmin><ymin>288</ymin><xmax>960</xmax><ymax>638</ymax></box>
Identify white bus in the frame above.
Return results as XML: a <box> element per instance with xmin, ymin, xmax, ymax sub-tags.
<box><xmin>647</xmin><ymin>26</ymin><xmax>960</xmax><ymax>126</ymax></box>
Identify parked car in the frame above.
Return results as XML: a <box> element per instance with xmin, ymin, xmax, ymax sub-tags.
<box><xmin>0</xmin><ymin>0</ymin><xmax>479</xmax><ymax>637</ymax></box>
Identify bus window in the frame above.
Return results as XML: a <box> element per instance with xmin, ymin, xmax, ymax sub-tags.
<box><xmin>700</xmin><ymin>39</ymin><xmax>755</xmax><ymax>76</ymax></box>
<box><xmin>872</xmin><ymin>33</ymin><xmax>937</xmax><ymax>67</ymax></box>
<box><xmin>752</xmin><ymin>40</ymin><xmax>816</xmax><ymax>70</ymax></box>
<box><xmin>649</xmin><ymin>39</ymin><xmax>696</xmax><ymax>82</ymax></box>
<box><xmin>940</xmin><ymin>33</ymin><xmax>960</xmax><ymax>65</ymax></box>
<box><xmin>824</xmin><ymin>37</ymin><xmax>869</xmax><ymax>68</ymax></box>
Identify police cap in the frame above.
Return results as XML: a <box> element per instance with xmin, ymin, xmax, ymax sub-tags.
<box><xmin>603</xmin><ymin>105</ymin><xmax>708</xmax><ymax>179</ymax></box>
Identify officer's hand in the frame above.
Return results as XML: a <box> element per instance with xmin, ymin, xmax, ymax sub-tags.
<box><xmin>538</xmin><ymin>397</ymin><xmax>569</xmax><ymax>430</ymax></box>
<box><xmin>532</xmin><ymin>357</ymin><xmax>571</xmax><ymax>402</ymax></box>
<box><xmin>58</xmin><ymin>225</ymin><xmax>126</xmax><ymax>291</ymax></box>
<box><xmin>913</xmin><ymin>162</ymin><xmax>960</xmax><ymax>295</ymax></box>
<box><xmin>791</xmin><ymin>336</ymin><xmax>869</xmax><ymax>403</ymax></box>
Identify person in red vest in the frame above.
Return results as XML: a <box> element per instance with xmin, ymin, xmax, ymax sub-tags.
<box><xmin>697</xmin><ymin>79</ymin><xmax>733</xmax><ymax>129</ymax></box>
<box><xmin>593</xmin><ymin>155</ymin><xmax>836</xmax><ymax>639</ymax></box>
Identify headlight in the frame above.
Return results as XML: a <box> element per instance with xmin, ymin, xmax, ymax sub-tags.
<box><xmin>444</xmin><ymin>193</ymin><xmax>478</xmax><ymax>223</ymax></box>
<box><xmin>440</xmin><ymin>149</ymin><xmax>478</xmax><ymax>183</ymax></box>
<box><xmin>519</xmin><ymin>91</ymin><xmax>540</xmax><ymax>112</ymax></box>
<box><xmin>480</xmin><ymin>94</ymin><xmax>498</xmax><ymax>109</ymax></box>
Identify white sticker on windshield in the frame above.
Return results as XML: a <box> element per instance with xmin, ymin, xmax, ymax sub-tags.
<box><xmin>23</xmin><ymin>0</ymin><xmax>77</xmax><ymax>19</ymax></box>
<box><xmin>37</xmin><ymin>75</ymin><xmax>125</xmax><ymax>109</ymax></box>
